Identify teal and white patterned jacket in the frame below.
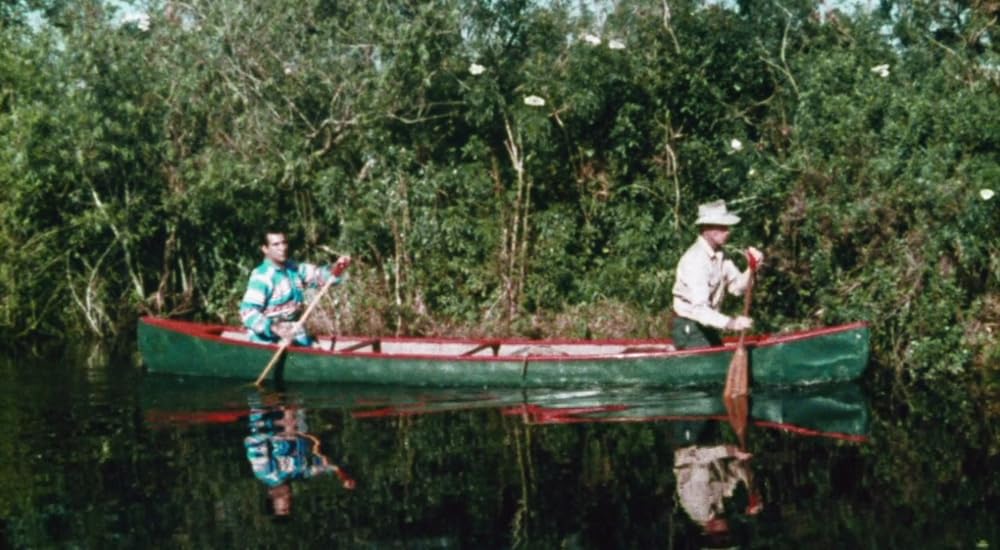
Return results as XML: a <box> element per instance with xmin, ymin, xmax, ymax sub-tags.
<box><xmin>239</xmin><ymin>259</ymin><xmax>343</xmax><ymax>344</ymax></box>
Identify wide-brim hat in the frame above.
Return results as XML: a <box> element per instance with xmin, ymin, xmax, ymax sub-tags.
<box><xmin>695</xmin><ymin>200</ymin><xmax>741</xmax><ymax>226</ymax></box>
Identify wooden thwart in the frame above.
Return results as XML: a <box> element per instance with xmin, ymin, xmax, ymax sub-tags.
<box><xmin>461</xmin><ymin>340</ymin><xmax>501</xmax><ymax>357</ymax></box>
<box><xmin>338</xmin><ymin>339</ymin><xmax>381</xmax><ymax>353</ymax></box>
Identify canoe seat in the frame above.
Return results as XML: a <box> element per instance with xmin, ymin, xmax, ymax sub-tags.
<box><xmin>338</xmin><ymin>339</ymin><xmax>382</xmax><ymax>353</ymax></box>
<box><xmin>462</xmin><ymin>341</ymin><xmax>501</xmax><ymax>357</ymax></box>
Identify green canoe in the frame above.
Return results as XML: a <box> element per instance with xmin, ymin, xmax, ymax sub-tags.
<box><xmin>137</xmin><ymin>316</ymin><xmax>870</xmax><ymax>388</ymax></box>
<box><xmin>142</xmin><ymin>375</ymin><xmax>870</xmax><ymax>441</ymax></box>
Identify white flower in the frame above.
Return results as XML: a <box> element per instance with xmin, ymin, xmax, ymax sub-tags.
<box><xmin>283</xmin><ymin>63</ymin><xmax>296</xmax><ymax>76</ymax></box>
<box><xmin>730</xmin><ymin>138</ymin><xmax>743</xmax><ymax>152</ymax></box>
<box><xmin>122</xmin><ymin>12</ymin><xmax>151</xmax><ymax>31</ymax></box>
<box><xmin>583</xmin><ymin>34</ymin><xmax>601</xmax><ymax>46</ymax></box>
<box><xmin>523</xmin><ymin>95</ymin><xmax>546</xmax><ymax>107</ymax></box>
<box><xmin>747</xmin><ymin>168</ymin><xmax>757</xmax><ymax>177</ymax></box>
<box><xmin>469</xmin><ymin>63</ymin><xmax>485</xmax><ymax>76</ymax></box>
<box><xmin>608</xmin><ymin>39</ymin><xmax>626</xmax><ymax>50</ymax></box>
<box><xmin>981</xmin><ymin>188</ymin><xmax>995</xmax><ymax>200</ymax></box>
<box><xmin>870</xmin><ymin>64</ymin><xmax>890</xmax><ymax>78</ymax></box>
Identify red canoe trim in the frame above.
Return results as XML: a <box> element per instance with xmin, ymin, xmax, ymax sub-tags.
<box><xmin>497</xmin><ymin>405</ymin><xmax>869</xmax><ymax>442</ymax></box>
<box><xmin>752</xmin><ymin>420</ymin><xmax>870</xmax><ymax>443</ymax></box>
<box><xmin>145</xmin><ymin>409</ymin><xmax>247</xmax><ymax>426</ymax></box>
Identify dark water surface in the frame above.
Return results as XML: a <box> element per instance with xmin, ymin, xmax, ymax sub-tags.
<box><xmin>0</xmin><ymin>345</ymin><xmax>997</xmax><ymax>549</ymax></box>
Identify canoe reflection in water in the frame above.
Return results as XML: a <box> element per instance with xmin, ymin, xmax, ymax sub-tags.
<box><xmin>243</xmin><ymin>392</ymin><xmax>356</xmax><ymax>517</ymax></box>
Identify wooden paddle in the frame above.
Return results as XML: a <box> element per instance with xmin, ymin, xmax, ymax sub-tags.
<box><xmin>254</xmin><ymin>257</ymin><xmax>351</xmax><ymax>386</ymax></box>
<box><xmin>723</xmin><ymin>253</ymin><xmax>756</xmax><ymax>449</ymax></box>
<box><xmin>724</xmin><ymin>254</ymin><xmax>756</xmax><ymax>399</ymax></box>
<box><xmin>303</xmin><ymin>432</ymin><xmax>356</xmax><ymax>489</ymax></box>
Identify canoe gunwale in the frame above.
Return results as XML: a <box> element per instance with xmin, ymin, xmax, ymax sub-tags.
<box><xmin>138</xmin><ymin>316</ymin><xmax>869</xmax><ymax>364</ymax></box>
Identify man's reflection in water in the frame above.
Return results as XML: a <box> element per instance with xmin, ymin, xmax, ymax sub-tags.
<box><xmin>673</xmin><ymin>443</ymin><xmax>762</xmax><ymax>547</ymax></box>
<box><xmin>244</xmin><ymin>393</ymin><xmax>355</xmax><ymax>517</ymax></box>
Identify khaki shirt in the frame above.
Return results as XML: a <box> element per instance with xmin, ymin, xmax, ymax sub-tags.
<box><xmin>672</xmin><ymin>236</ymin><xmax>751</xmax><ymax>330</ymax></box>
<box><xmin>673</xmin><ymin>445</ymin><xmax>751</xmax><ymax>525</ymax></box>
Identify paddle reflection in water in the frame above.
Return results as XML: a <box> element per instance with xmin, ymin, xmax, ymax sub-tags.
<box><xmin>724</xmin><ymin>392</ymin><xmax>750</xmax><ymax>449</ymax></box>
<box><xmin>243</xmin><ymin>391</ymin><xmax>356</xmax><ymax>518</ymax></box>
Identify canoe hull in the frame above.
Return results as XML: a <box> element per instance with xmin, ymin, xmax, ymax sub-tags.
<box><xmin>137</xmin><ymin>316</ymin><xmax>870</xmax><ymax>388</ymax></box>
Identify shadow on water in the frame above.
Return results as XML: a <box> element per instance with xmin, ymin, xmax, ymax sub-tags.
<box><xmin>0</xmin><ymin>348</ymin><xmax>997</xmax><ymax>548</ymax></box>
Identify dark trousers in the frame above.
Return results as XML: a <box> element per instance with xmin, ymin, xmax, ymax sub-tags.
<box><xmin>671</xmin><ymin>316</ymin><xmax>722</xmax><ymax>350</ymax></box>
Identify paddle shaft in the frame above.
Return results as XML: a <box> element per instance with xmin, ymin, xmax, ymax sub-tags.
<box><xmin>737</xmin><ymin>269</ymin><xmax>754</xmax><ymax>345</ymax></box>
<box><xmin>254</xmin><ymin>265</ymin><xmax>345</xmax><ymax>386</ymax></box>
<box><xmin>304</xmin><ymin>432</ymin><xmax>356</xmax><ymax>489</ymax></box>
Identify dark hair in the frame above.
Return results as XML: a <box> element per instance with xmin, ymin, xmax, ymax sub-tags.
<box><xmin>265</xmin><ymin>483</ymin><xmax>293</xmax><ymax>519</ymax></box>
<box><xmin>261</xmin><ymin>230</ymin><xmax>287</xmax><ymax>246</ymax></box>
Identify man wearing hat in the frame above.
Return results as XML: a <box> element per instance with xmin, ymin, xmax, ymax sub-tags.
<box><xmin>671</xmin><ymin>200</ymin><xmax>764</xmax><ymax>350</ymax></box>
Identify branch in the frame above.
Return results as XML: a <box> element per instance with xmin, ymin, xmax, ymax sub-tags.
<box><xmin>88</xmin><ymin>186</ymin><xmax>145</xmax><ymax>301</ymax></box>
<box><xmin>756</xmin><ymin>10</ymin><xmax>800</xmax><ymax>98</ymax></box>
<box><xmin>661</xmin><ymin>0</ymin><xmax>682</xmax><ymax>54</ymax></box>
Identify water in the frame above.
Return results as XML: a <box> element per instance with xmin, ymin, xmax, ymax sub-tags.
<box><xmin>0</xmin><ymin>345</ymin><xmax>996</xmax><ymax>549</ymax></box>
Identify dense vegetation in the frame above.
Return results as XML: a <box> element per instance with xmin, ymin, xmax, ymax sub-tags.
<box><xmin>1</xmin><ymin>1</ymin><xmax>996</xmax><ymax>388</ymax></box>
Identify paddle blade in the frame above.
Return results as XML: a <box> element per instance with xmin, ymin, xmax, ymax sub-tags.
<box><xmin>723</xmin><ymin>392</ymin><xmax>750</xmax><ymax>450</ymax></box>
<box><xmin>724</xmin><ymin>346</ymin><xmax>750</xmax><ymax>398</ymax></box>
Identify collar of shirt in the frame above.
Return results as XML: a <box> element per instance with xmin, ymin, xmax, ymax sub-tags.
<box><xmin>263</xmin><ymin>258</ymin><xmax>289</xmax><ymax>272</ymax></box>
<box><xmin>695</xmin><ymin>235</ymin><xmax>723</xmax><ymax>263</ymax></box>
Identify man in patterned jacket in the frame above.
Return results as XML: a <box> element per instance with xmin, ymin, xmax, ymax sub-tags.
<box><xmin>244</xmin><ymin>394</ymin><xmax>355</xmax><ymax>517</ymax></box>
<box><xmin>240</xmin><ymin>230</ymin><xmax>351</xmax><ymax>346</ymax></box>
